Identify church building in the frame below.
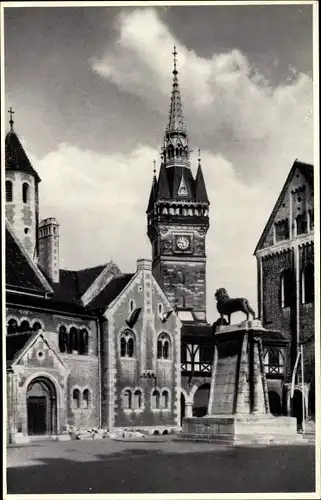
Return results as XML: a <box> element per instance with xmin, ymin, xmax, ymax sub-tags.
<box><xmin>254</xmin><ymin>159</ymin><xmax>315</xmax><ymax>424</ymax></box>
<box><xmin>5</xmin><ymin>49</ymin><xmax>213</xmax><ymax>443</ymax></box>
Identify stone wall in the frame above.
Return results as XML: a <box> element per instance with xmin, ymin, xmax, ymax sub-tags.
<box><xmin>5</xmin><ymin>170</ymin><xmax>37</xmax><ymax>257</ymax></box>
<box><xmin>104</xmin><ymin>266</ymin><xmax>181</xmax><ymax>431</ymax></box>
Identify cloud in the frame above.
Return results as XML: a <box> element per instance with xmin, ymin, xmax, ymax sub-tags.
<box><xmin>91</xmin><ymin>7</ymin><xmax>313</xmax><ymax>184</ymax></box>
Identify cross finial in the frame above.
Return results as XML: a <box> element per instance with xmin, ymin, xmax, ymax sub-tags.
<box><xmin>198</xmin><ymin>148</ymin><xmax>201</xmax><ymax>164</ymax></box>
<box><xmin>8</xmin><ymin>106</ymin><xmax>15</xmax><ymax>130</ymax></box>
<box><xmin>153</xmin><ymin>159</ymin><xmax>156</xmax><ymax>178</ymax></box>
<box><xmin>173</xmin><ymin>45</ymin><xmax>178</xmax><ymax>74</ymax></box>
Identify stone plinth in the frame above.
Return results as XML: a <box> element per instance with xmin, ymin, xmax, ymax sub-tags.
<box><xmin>180</xmin><ymin>320</ymin><xmax>299</xmax><ymax>445</ymax></box>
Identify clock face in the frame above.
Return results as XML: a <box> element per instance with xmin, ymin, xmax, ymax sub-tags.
<box><xmin>176</xmin><ymin>236</ymin><xmax>190</xmax><ymax>250</ymax></box>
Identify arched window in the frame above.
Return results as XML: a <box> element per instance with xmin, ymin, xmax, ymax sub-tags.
<box><xmin>280</xmin><ymin>269</ymin><xmax>294</xmax><ymax>308</ymax></box>
<box><xmin>83</xmin><ymin>389</ymin><xmax>90</xmax><ymax>409</ymax></box>
<box><xmin>302</xmin><ymin>262</ymin><xmax>314</xmax><ymax>304</ymax></box>
<box><xmin>22</xmin><ymin>183</ymin><xmax>30</xmax><ymax>204</ymax></box>
<box><xmin>157</xmin><ymin>333</ymin><xmax>171</xmax><ymax>360</ymax></box>
<box><xmin>7</xmin><ymin>319</ymin><xmax>18</xmax><ymax>335</ymax></box>
<box><xmin>161</xmin><ymin>390</ymin><xmax>169</xmax><ymax>409</ymax></box>
<box><xmin>20</xmin><ymin>320</ymin><xmax>31</xmax><ymax>333</ymax></box>
<box><xmin>127</xmin><ymin>337</ymin><xmax>134</xmax><ymax>357</ymax></box>
<box><xmin>120</xmin><ymin>337</ymin><xmax>127</xmax><ymax>357</ymax></box>
<box><xmin>120</xmin><ymin>330</ymin><xmax>136</xmax><ymax>358</ymax></box>
<box><xmin>72</xmin><ymin>389</ymin><xmax>80</xmax><ymax>409</ymax></box>
<box><xmin>32</xmin><ymin>321</ymin><xmax>42</xmax><ymax>332</ymax></box>
<box><xmin>79</xmin><ymin>329</ymin><xmax>89</xmax><ymax>355</ymax></box>
<box><xmin>6</xmin><ymin>180</ymin><xmax>13</xmax><ymax>202</ymax></box>
<box><xmin>151</xmin><ymin>389</ymin><xmax>160</xmax><ymax>409</ymax></box>
<box><xmin>70</xmin><ymin>327</ymin><xmax>79</xmax><ymax>353</ymax></box>
<box><xmin>133</xmin><ymin>389</ymin><xmax>142</xmax><ymax>410</ymax></box>
<box><xmin>122</xmin><ymin>389</ymin><xmax>132</xmax><ymax>409</ymax></box>
<box><xmin>129</xmin><ymin>300</ymin><xmax>135</xmax><ymax>313</ymax></box>
<box><xmin>59</xmin><ymin>326</ymin><xmax>67</xmax><ymax>353</ymax></box>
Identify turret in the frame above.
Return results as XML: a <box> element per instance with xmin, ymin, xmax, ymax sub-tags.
<box><xmin>5</xmin><ymin>108</ymin><xmax>41</xmax><ymax>259</ymax></box>
<box><xmin>38</xmin><ymin>218</ymin><xmax>60</xmax><ymax>283</ymax></box>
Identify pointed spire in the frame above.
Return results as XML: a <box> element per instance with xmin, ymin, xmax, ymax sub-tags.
<box><xmin>195</xmin><ymin>160</ymin><xmax>209</xmax><ymax>203</ymax></box>
<box><xmin>147</xmin><ymin>159</ymin><xmax>158</xmax><ymax>212</ymax></box>
<box><xmin>5</xmin><ymin>112</ymin><xmax>41</xmax><ymax>183</ymax></box>
<box><xmin>163</xmin><ymin>47</ymin><xmax>190</xmax><ymax>169</ymax></box>
<box><xmin>167</xmin><ymin>46</ymin><xmax>186</xmax><ymax>133</ymax></box>
<box><xmin>156</xmin><ymin>163</ymin><xmax>171</xmax><ymax>199</ymax></box>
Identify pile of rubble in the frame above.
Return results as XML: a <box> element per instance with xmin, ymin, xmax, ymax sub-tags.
<box><xmin>108</xmin><ymin>429</ymin><xmax>146</xmax><ymax>440</ymax></box>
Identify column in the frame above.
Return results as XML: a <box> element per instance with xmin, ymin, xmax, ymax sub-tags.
<box><xmin>185</xmin><ymin>402</ymin><xmax>193</xmax><ymax>418</ymax></box>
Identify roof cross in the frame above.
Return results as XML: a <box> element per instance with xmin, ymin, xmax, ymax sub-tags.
<box><xmin>8</xmin><ymin>106</ymin><xmax>15</xmax><ymax>130</ymax></box>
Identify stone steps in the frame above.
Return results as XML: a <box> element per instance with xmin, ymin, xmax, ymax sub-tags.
<box><xmin>176</xmin><ymin>433</ymin><xmax>313</xmax><ymax>446</ymax></box>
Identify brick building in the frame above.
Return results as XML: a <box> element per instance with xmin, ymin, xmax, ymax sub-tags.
<box><xmin>254</xmin><ymin>160</ymin><xmax>315</xmax><ymax>424</ymax></box>
<box><xmin>5</xmin><ymin>49</ymin><xmax>213</xmax><ymax>443</ymax></box>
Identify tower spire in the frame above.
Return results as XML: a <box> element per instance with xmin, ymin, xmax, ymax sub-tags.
<box><xmin>167</xmin><ymin>46</ymin><xmax>186</xmax><ymax>133</ymax></box>
<box><xmin>163</xmin><ymin>47</ymin><xmax>190</xmax><ymax>168</ymax></box>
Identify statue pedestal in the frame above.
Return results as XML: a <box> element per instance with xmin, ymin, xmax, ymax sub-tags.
<box><xmin>180</xmin><ymin>321</ymin><xmax>299</xmax><ymax>445</ymax></box>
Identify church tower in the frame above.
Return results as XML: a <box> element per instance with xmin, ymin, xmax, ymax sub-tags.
<box><xmin>5</xmin><ymin>108</ymin><xmax>41</xmax><ymax>259</ymax></box>
<box><xmin>147</xmin><ymin>48</ymin><xmax>210</xmax><ymax>322</ymax></box>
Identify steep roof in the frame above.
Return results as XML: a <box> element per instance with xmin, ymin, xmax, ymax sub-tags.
<box><xmin>254</xmin><ymin>159</ymin><xmax>314</xmax><ymax>254</ymax></box>
<box><xmin>6</xmin><ymin>332</ymin><xmax>34</xmax><ymax>363</ymax></box>
<box><xmin>6</xmin><ymin>225</ymin><xmax>52</xmax><ymax>296</ymax></box>
<box><xmin>76</xmin><ymin>265</ymin><xmax>106</xmax><ymax>296</ymax></box>
<box><xmin>88</xmin><ymin>274</ymin><xmax>134</xmax><ymax>310</ymax></box>
<box><xmin>195</xmin><ymin>163</ymin><xmax>209</xmax><ymax>203</ymax></box>
<box><xmin>147</xmin><ymin>175</ymin><xmax>158</xmax><ymax>212</ymax></box>
<box><xmin>5</xmin><ymin>130</ymin><xmax>41</xmax><ymax>182</ymax></box>
<box><xmin>156</xmin><ymin>163</ymin><xmax>171</xmax><ymax>199</ymax></box>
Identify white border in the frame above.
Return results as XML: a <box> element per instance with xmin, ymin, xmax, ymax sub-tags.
<box><xmin>1</xmin><ymin>1</ymin><xmax>319</xmax><ymax>500</ymax></box>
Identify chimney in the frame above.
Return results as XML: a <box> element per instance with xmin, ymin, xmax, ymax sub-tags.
<box><xmin>136</xmin><ymin>258</ymin><xmax>152</xmax><ymax>272</ymax></box>
<box><xmin>38</xmin><ymin>218</ymin><xmax>60</xmax><ymax>283</ymax></box>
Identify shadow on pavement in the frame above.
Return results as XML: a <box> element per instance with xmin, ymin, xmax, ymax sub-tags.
<box><xmin>7</xmin><ymin>444</ymin><xmax>315</xmax><ymax>494</ymax></box>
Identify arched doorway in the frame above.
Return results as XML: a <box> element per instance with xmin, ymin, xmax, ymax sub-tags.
<box><xmin>180</xmin><ymin>393</ymin><xmax>186</xmax><ymax>424</ymax></box>
<box><xmin>193</xmin><ymin>384</ymin><xmax>210</xmax><ymax>417</ymax></box>
<box><xmin>292</xmin><ymin>389</ymin><xmax>303</xmax><ymax>429</ymax></box>
<box><xmin>268</xmin><ymin>391</ymin><xmax>282</xmax><ymax>416</ymax></box>
<box><xmin>27</xmin><ymin>378</ymin><xmax>57</xmax><ymax>436</ymax></box>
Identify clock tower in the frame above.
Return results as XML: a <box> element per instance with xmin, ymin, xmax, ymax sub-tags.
<box><xmin>147</xmin><ymin>48</ymin><xmax>210</xmax><ymax>322</ymax></box>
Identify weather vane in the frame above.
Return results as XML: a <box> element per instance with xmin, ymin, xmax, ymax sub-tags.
<box><xmin>8</xmin><ymin>106</ymin><xmax>15</xmax><ymax>130</ymax></box>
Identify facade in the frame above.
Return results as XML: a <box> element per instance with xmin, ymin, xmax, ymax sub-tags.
<box><xmin>255</xmin><ymin>159</ymin><xmax>315</xmax><ymax>424</ymax></box>
<box><xmin>5</xmin><ymin>50</ymin><xmax>212</xmax><ymax>443</ymax></box>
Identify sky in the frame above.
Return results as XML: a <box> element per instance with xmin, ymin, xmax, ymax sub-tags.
<box><xmin>4</xmin><ymin>3</ymin><xmax>315</xmax><ymax>322</ymax></box>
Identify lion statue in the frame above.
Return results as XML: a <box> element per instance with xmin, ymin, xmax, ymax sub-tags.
<box><xmin>215</xmin><ymin>288</ymin><xmax>256</xmax><ymax>325</ymax></box>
